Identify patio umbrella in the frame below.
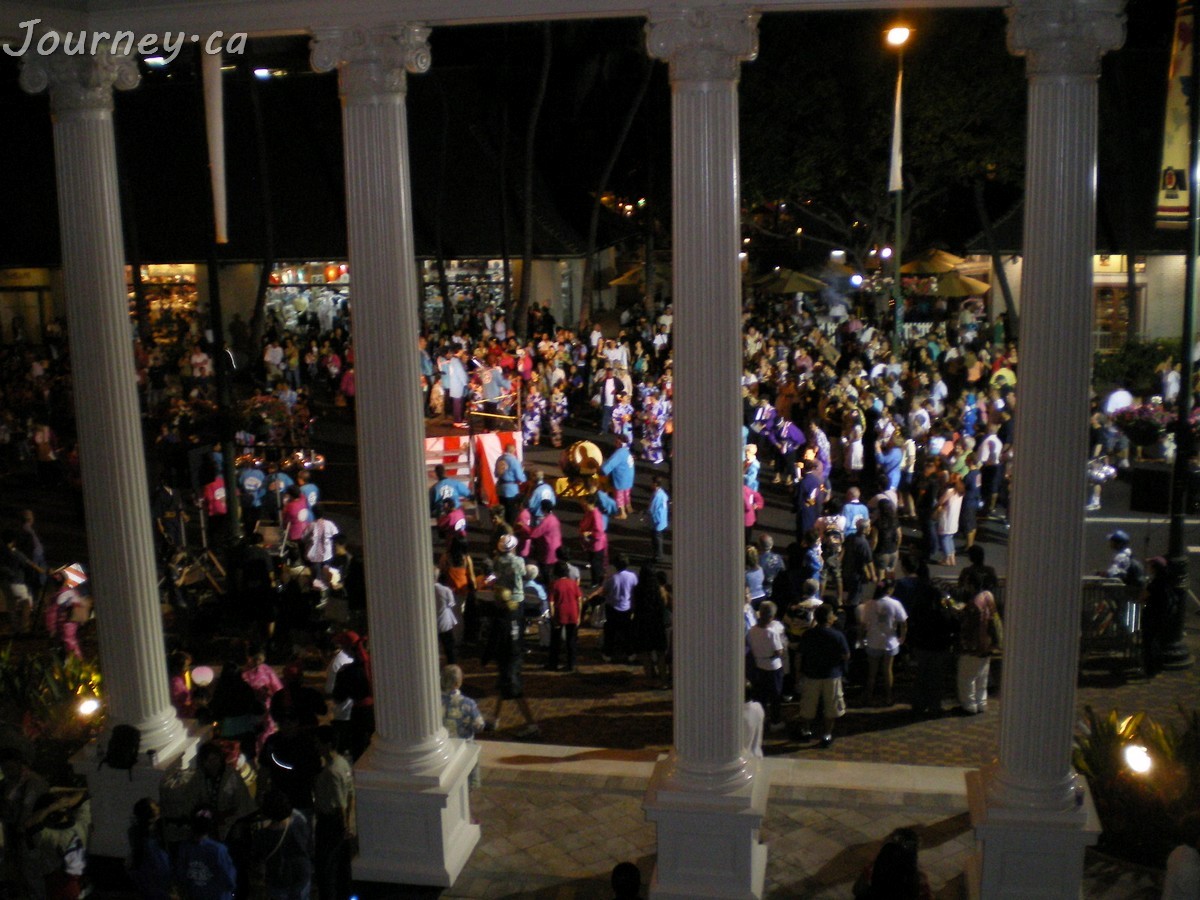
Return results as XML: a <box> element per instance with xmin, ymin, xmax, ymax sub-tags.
<box><xmin>762</xmin><ymin>268</ymin><xmax>828</xmax><ymax>294</ymax></box>
<box><xmin>900</xmin><ymin>248</ymin><xmax>965</xmax><ymax>275</ymax></box>
<box><xmin>933</xmin><ymin>270</ymin><xmax>990</xmax><ymax>297</ymax></box>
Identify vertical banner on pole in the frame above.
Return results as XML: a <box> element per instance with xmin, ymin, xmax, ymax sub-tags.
<box><xmin>201</xmin><ymin>49</ymin><xmax>228</xmax><ymax>244</ymax></box>
<box><xmin>1158</xmin><ymin>0</ymin><xmax>1192</xmax><ymax>230</ymax></box>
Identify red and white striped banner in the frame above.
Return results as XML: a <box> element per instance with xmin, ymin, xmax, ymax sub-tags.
<box><xmin>424</xmin><ymin>431</ymin><xmax>522</xmax><ymax>507</ymax></box>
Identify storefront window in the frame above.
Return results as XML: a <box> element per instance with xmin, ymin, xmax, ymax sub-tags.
<box><xmin>1093</xmin><ymin>285</ymin><xmax>1144</xmax><ymax>351</ymax></box>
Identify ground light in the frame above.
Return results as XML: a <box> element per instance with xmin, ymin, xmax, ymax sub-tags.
<box><xmin>76</xmin><ymin>696</ymin><xmax>100</xmax><ymax>719</ymax></box>
<box><xmin>1123</xmin><ymin>744</ymin><xmax>1152</xmax><ymax>774</ymax></box>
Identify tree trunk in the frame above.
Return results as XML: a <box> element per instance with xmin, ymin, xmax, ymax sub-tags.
<box><xmin>974</xmin><ymin>181</ymin><xmax>1018</xmax><ymax>343</ymax></box>
<box><xmin>514</xmin><ymin>24</ymin><xmax>553</xmax><ymax>342</ymax></box>
<box><xmin>579</xmin><ymin>58</ymin><xmax>654</xmax><ymax>331</ymax></box>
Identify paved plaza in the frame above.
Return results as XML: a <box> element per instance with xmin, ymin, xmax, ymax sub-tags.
<box><xmin>5</xmin><ymin>413</ymin><xmax>1198</xmax><ymax>899</ymax></box>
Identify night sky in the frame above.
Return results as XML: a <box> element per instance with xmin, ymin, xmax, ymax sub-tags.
<box><xmin>0</xmin><ymin>2</ymin><xmax>1180</xmax><ymax>268</ymax></box>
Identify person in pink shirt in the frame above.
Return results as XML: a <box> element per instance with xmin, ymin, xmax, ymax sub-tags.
<box><xmin>523</xmin><ymin>500</ymin><xmax>562</xmax><ymax>567</ymax></box>
<box><xmin>241</xmin><ymin>642</ymin><xmax>283</xmax><ymax>754</ymax></box>
<box><xmin>579</xmin><ymin>494</ymin><xmax>608</xmax><ymax>588</ymax></box>
<box><xmin>280</xmin><ymin>486</ymin><xmax>312</xmax><ymax>557</ymax></box>
<box><xmin>743</xmin><ymin>483</ymin><xmax>765</xmax><ymax>546</ymax></box>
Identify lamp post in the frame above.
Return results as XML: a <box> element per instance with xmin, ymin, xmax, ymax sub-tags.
<box><xmin>887</xmin><ymin>26</ymin><xmax>910</xmax><ymax>350</ymax></box>
<box><xmin>1164</xmin><ymin>12</ymin><xmax>1197</xmax><ymax>670</ymax></box>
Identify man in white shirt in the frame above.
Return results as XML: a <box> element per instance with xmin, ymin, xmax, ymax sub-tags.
<box><xmin>858</xmin><ymin>584</ymin><xmax>908</xmax><ymax>707</ymax></box>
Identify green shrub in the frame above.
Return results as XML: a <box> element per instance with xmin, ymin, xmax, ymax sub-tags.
<box><xmin>1074</xmin><ymin>705</ymin><xmax>1200</xmax><ymax>867</ymax></box>
<box><xmin>1093</xmin><ymin>339</ymin><xmax>1180</xmax><ymax>397</ymax></box>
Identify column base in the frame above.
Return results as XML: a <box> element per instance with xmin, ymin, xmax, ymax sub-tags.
<box><xmin>352</xmin><ymin>737</ymin><xmax>480</xmax><ymax>887</ymax></box>
<box><xmin>70</xmin><ymin>729</ymin><xmax>200</xmax><ymax>858</ymax></box>
<box><xmin>643</xmin><ymin>754</ymin><xmax>769</xmax><ymax>899</ymax></box>
<box><xmin>965</xmin><ymin>769</ymin><xmax>1100</xmax><ymax>900</ymax></box>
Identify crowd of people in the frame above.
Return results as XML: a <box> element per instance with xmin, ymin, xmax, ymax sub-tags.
<box><xmin>0</xmin><ymin>273</ymin><xmax>1195</xmax><ymax>899</ymax></box>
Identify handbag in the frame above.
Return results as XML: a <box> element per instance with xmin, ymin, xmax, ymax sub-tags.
<box><xmin>987</xmin><ymin>612</ymin><xmax>1004</xmax><ymax>654</ymax></box>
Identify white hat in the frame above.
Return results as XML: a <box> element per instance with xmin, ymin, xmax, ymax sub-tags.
<box><xmin>498</xmin><ymin>534</ymin><xmax>518</xmax><ymax>553</ymax></box>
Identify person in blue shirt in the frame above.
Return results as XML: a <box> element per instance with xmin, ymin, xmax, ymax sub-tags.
<box><xmin>297</xmin><ymin>470</ymin><xmax>320</xmax><ymax>508</ymax></box>
<box><xmin>494</xmin><ymin>449</ymin><xmax>526</xmax><ymax>525</ymax></box>
<box><xmin>593</xmin><ymin>489</ymin><xmax>619</xmax><ymax>530</ymax></box>
<box><xmin>525</xmin><ymin>470</ymin><xmax>557</xmax><ymax>521</ymax></box>
<box><xmin>480</xmin><ymin>363</ymin><xmax>511</xmax><ymax>415</ymax></box>
<box><xmin>743</xmin><ymin>445</ymin><xmax>761</xmax><ymax>493</ymax></box>
<box><xmin>840</xmin><ymin>486</ymin><xmax>869</xmax><ymax>536</ymax></box>
<box><xmin>647</xmin><ymin>476</ymin><xmax>670</xmax><ymax>562</ymax></box>
<box><xmin>237</xmin><ymin>461</ymin><xmax>266</xmax><ymax>527</ymax></box>
<box><xmin>601</xmin><ymin>434</ymin><xmax>637</xmax><ymax>518</ymax></box>
<box><xmin>429</xmin><ymin>464</ymin><xmax>472</xmax><ymax>516</ymax></box>
<box><xmin>175</xmin><ymin>808</ymin><xmax>236</xmax><ymax>900</ymax></box>
<box><xmin>418</xmin><ymin>335</ymin><xmax>435</xmax><ymax>416</ymax></box>
<box><xmin>875</xmin><ymin>437</ymin><xmax>903</xmax><ymax>492</ymax></box>
<box><xmin>444</xmin><ymin>349</ymin><xmax>469</xmax><ymax>427</ymax></box>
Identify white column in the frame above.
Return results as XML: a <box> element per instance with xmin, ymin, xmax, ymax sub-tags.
<box><xmin>643</xmin><ymin>10</ymin><xmax>767</xmax><ymax>899</ymax></box>
<box><xmin>968</xmin><ymin>2</ymin><xmax>1125</xmax><ymax>897</ymax></box>
<box><xmin>20</xmin><ymin>47</ymin><xmax>195</xmax><ymax>856</ymax></box>
<box><xmin>310</xmin><ymin>25</ymin><xmax>478</xmax><ymax>887</ymax></box>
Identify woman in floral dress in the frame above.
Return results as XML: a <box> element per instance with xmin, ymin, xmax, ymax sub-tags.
<box><xmin>548</xmin><ymin>383</ymin><xmax>570</xmax><ymax>448</ymax></box>
<box><xmin>522</xmin><ymin>383</ymin><xmax>547</xmax><ymax>446</ymax></box>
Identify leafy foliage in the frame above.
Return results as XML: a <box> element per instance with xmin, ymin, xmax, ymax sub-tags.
<box><xmin>1093</xmin><ymin>338</ymin><xmax>1181</xmax><ymax>396</ymax></box>
<box><xmin>0</xmin><ymin>643</ymin><xmax>104</xmax><ymax>742</ymax></box>
<box><xmin>739</xmin><ymin>10</ymin><xmax>1025</xmax><ymax>267</ymax></box>
<box><xmin>1074</xmin><ymin>705</ymin><xmax>1200</xmax><ymax>866</ymax></box>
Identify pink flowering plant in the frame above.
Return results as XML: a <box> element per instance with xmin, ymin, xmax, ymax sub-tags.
<box><xmin>1112</xmin><ymin>404</ymin><xmax>1176</xmax><ymax>447</ymax></box>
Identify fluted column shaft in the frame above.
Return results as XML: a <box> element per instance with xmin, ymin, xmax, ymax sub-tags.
<box><xmin>312</xmin><ymin>26</ymin><xmax>448</xmax><ymax>775</ymax></box>
<box><xmin>648</xmin><ymin>7</ymin><xmax>759</xmax><ymax>792</ymax></box>
<box><xmin>994</xmin><ymin>0</ymin><xmax>1126</xmax><ymax>812</ymax></box>
<box><xmin>21</xmin><ymin>50</ymin><xmax>185</xmax><ymax>758</ymax></box>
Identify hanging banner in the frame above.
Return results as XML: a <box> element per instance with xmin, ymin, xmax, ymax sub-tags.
<box><xmin>1157</xmin><ymin>0</ymin><xmax>1193</xmax><ymax>230</ymax></box>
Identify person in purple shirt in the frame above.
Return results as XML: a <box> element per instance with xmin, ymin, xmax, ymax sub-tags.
<box><xmin>769</xmin><ymin>416</ymin><xmax>806</xmax><ymax>485</ymax></box>
<box><xmin>588</xmin><ymin>553</ymin><xmax>638</xmax><ymax>662</ymax></box>
<box><xmin>794</xmin><ymin>459</ymin><xmax>828</xmax><ymax>537</ymax></box>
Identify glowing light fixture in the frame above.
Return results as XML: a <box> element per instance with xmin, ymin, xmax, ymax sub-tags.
<box><xmin>1124</xmin><ymin>744</ymin><xmax>1152</xmax><ymax>774</ymax></box>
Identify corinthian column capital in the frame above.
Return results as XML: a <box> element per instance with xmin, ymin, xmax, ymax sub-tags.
<box><xmin>310</xmin><ymin>24</ymin><xmax>431</xmax><ymax>100</ymax></box>
<box><xmin>1006</xmin><ymin>0</ymin><xmax>1125</xmax><ymax>78</ymax></box>
<box><xmin>646</xmin><ymin>7</ymin><xmax>759</xmax><ymax>83</ymax></box>
<box><xmin>19</xmin><ymin>43</ymin><xmax>140</xmax><ymax>114</ymax></box>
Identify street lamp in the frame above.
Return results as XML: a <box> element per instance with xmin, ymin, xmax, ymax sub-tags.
<box><xmin>886</xmin><ymin>26</ymin><xmax>911</xmax><ymax>349</ymax></box>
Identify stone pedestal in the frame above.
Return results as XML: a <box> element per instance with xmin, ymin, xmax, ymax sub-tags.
<box><xmin>965</xmin><ymin>770</ymin><xmax>1100</xmax><ymax>900</ymax></box>
<box><xmin>644</xmin><ymin>761</ymin><xmax>768</xmax><ymax>900</ymax></box>
<box><xmin>353</xmin><ymin>741</ymin><xmax>480</xmax><ymax>886</ymax></box>
<box><xmin>643</xmin><ymin>10</ymin><xmax>766</xmax><ymax>898</ymax></box>
<box><xmin>311</xmin><ymin>23</ymin><xmax>478</xmax><ymax>887</ymax></box>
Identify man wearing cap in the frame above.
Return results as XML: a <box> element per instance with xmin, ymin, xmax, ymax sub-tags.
<box><xmin>1102</xmin><ymin>530</ymin><xmax>1134</xmax><ymax>582</ymax></box>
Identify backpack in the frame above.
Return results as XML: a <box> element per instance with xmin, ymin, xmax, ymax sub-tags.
<box><xmin>101</xmin><ymin>724</ymin><xmax>141</xmax><ymax>778</ymax></box>
<box><xmin>495</xmin><ymin>456</ymin><xmax>509</xmax><ymax>478</ymax></box>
